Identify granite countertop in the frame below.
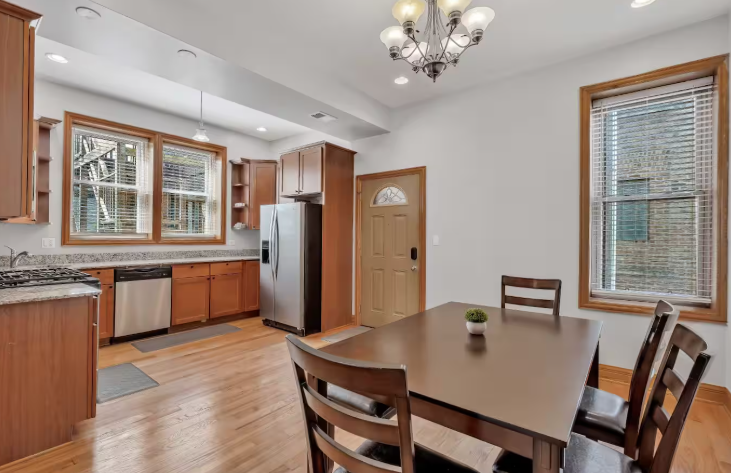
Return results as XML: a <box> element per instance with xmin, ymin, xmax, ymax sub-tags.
<box><xmin>0</xmin><ymin>255</ymin><xmax>261</xmax><ymax>271</ymax></box>
<box><xmin>0</xmin><ymin>283</ymin><xmax>102</xmax><ymax>306</ymax></box>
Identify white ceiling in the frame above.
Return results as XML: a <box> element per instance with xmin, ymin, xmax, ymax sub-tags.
<box><xmin>90</xmin><ymin>0</ymin><xmax>731</xmax><ymax>109</ymax></box>
<box><xmin>34</xmin><ymin>37</ymin><xmax>311</xmax><ymax>142</ymax></box>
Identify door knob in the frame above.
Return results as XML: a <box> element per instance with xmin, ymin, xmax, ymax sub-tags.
<box><xmin>411</xmin><ymin>266</ymin><xmax>418</xmax><ymax>271</ymax></box>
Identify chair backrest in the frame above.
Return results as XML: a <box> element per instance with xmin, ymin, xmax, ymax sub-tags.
<box><xmin>636</xmin><ymin>324</ymin><xmax>711</xmax><ymax>473</ymax></box>
<box><xmin>501</xmin><ymin>276</ymin><xmax>562</xmax><ymax>316</ymax></box>
<box><xmin>623</xmin><ymin>300</ymin><xmax>678</xmax><ymax>457</ymax></box>
<box><xmin>285</xmin><ymin>334</ymin><xmax>415</xmax><ymax>473</ymax></box>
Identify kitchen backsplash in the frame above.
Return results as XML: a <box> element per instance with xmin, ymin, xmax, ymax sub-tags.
<box><xmin>0</xmin><ymin>249</ymin><xmax>259</xmax><ymax>267</ymax></box>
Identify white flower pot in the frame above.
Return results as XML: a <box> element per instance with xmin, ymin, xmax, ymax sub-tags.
<box><xmin>466</xmin><ymin>321</ymin><xmax>487</xmax><ymax>335</ymax></box>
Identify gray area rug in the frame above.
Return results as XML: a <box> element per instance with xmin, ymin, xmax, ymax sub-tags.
<box><xmin>322</xmin><ymin>326</ymin><xmax>372</xmax><ymax>343</ymax></box>
<box><xmin>132</xmin><ymin>324</ymin><xmax>241</xmax><ymax>353</ymax></box>
<box><xmin>97</xmin><ymin>363</ymin><xmax>159</xmax><ymax>404</ymax></box>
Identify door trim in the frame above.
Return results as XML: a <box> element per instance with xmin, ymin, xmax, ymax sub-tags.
<box><xmin>355</xmin><ymin>166</ymin><xmax>426</xmax><ymax>326</ymax></box>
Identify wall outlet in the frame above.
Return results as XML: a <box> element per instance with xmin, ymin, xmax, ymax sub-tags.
<box><xmin>42</xmin><ymin>238</ymin><xmax>56</xmax><ymax>249</ymax></box>
<box><xmin>432</xmin><ymin>235</ymin><xmax>440</xmax><ymax>246</ymax></box>
<box><xmin>228</xmin><ymin>240</ymin><xmax>236</xmax><ymax>246</ymax></box>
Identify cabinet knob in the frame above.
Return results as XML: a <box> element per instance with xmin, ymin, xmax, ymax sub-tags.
<box><xmin>190</xmin><ymin>265</ymin><xmax>194</xmax><ymax>269</ymax></box>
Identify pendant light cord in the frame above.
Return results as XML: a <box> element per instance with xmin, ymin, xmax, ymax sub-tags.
<box><xmin>199</xmin><ymin>91</ymin><xmax>204</xmax><ymax>127</ymax></box>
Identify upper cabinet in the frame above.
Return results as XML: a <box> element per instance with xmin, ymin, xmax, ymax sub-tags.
<box><xmin>280</xmin><ymin>146</ymin><xmax>323</xmax><ymax>197</ymax></box>
<box><xmin>231</xmin><ymin>159</ymin><xmax>277</xmax><ymax>230</ymax></box>
<box><xmin>0</xmin><ymin>1</ymin><xmax>40</xmax><ymax>221</ymax></box>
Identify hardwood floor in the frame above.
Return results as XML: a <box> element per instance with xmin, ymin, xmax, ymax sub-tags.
<box><xmin>1</xmin><ymin>317</ymin><xmax>729</xmax><ymax>473</ymax></box>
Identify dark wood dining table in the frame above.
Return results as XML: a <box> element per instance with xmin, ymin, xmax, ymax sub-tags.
<box><xmin>321</xmin><ymin>302</ymin><xmax>603</xmax><ymax>473</ymax></box>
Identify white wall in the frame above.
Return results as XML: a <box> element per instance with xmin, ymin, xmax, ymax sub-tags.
<box><xmin>270</xmin><ymin>131</ymin><xmax>354</xmax><ymax>156</ymax></box>
<box><xmin>350</xmin><ymin>16</ymin><xmax>730</xmax><ymax>386</ymax></box>
<box><xmin>0</xmin><ymin>80</ymin><xmax>274</xmax><ymax>253</ymax></box>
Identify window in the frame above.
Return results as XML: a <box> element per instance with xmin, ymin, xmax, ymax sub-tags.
<box><xmin>580</xmin><ymin>56</ymin><xmax>728</xmax><ymax>322</ymax></box>
<box><xmin>63</xmin><ymin>113</ymin><xmax>227</xmax><ymax>245</ymax></box>
<box><xmin>70</xmin><ymin>126</ymin><xmax>153</xmax><ymax>239</ymax></box>
<box><xmin>162</xmin><ymin>144</ymin><xmax>222</xmax><ymax>239</ymax></box>
<box><xmin>372</xmin><ymin>185</ymin><xmax>408</xmax><ymax>206</ymax></box>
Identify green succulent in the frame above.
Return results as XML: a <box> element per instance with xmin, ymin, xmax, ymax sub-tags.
<box><xmin>464</xmin><ymin>308</ymin><xmax>488</xmax><ymax>323</ymax></box>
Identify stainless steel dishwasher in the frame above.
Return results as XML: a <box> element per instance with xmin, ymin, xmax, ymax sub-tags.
<box><xmin>114</xmin><ymin>266</ymin><xmax>172</xmax><ymax>337</ymax></box>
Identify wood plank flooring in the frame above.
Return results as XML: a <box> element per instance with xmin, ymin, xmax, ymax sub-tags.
<box><xmin>1</xmin><ymin>317</ymin><xmax>729</xmax><ymax>473</ymax></box>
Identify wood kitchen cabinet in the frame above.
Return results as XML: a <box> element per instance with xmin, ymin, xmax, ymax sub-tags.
<box><xmin>0</xmin><ymin>296</ymin><xmax>98</xmax><ymax>466</ymax></box>
<box><xmin>210</xmin><ymin>272</ymin><xmax>243</xmax><ymax>318</ymax></box>
<box><xmin>280</xmin><ymin>147</ymin><xmax>323</xmax><ymax>197</ymax></box>
<box><xmin>231</xmin><ymin>159</ymin><xmax>277</xmax><ymax>230</ymax></box>
<box><xmin>172</xmin><ymin>276</ymin><xmax>210</xmax><ymax>325</ymax></box>
<box><xmin>80</xmin><ymin>268</ymin><xmax>115</xmax><ymax>344</ymax></box>
<box><xmin>0</xmin><ymin>2</ymin><xmax>40</xmax><ymax>220</ymax></box>
<box><xmin>243</xmin><ymin>261</ymin><xmax>260</xmax><ymax>312</ymax></box>
<box><xmin>278</xmin><ymin>142</ymin><xmax>356</xmax><ymax>332</ymax></box>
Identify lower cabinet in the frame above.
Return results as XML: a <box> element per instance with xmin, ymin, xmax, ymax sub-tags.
<box><xmin>210</xmin><ymin>272</ymin><xmax>243</xmax><ymax>318</ymax></box>
<box><xmin>172</xmin><ymin>275</ymin><xmax>210</xmax><ymax>325</ymax></box>
<box><xmin>244</xmin><ymin>261</ymin><xmax>260</xmax><ymax>311</ymax></box>
<box><xmin>98</xmin><ymin>284</ymin><xmax>114</xmax><ymax>340</ymax></box>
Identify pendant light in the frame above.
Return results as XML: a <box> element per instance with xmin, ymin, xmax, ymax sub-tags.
<box><xmin>192</xmin><ymin>91</ymin><xmax>210</xmax><ymax>142</ymax></box>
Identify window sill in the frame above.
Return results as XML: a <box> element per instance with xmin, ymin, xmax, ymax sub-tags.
<box><xmin>579</xmin><ymin>297</ymin><xmax>726</xmax><ymax>323</ymax></box>
<box><xmin>63</xmin><ymin>237</ymin><xmax>225</xmax><ymax>246</ymax></box>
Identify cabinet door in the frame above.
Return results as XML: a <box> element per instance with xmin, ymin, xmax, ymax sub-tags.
<box><xmin>299</xmin><ymin>147</ymin><xmax>322</xmax><ymax>195</ymax></box>
<box><xmin>98</xmin><ymin>284</ymin><xmax>114</xmax><ymax>340</ymax></box>
<box><xmin>210</xmin><ymin>273</ymin><xmax>243</xmax><ymax>318</ymax></box>
<box><xmin>0</xmin><ymin>11</ymin><xmax>27</xmax><ymax>218</ymax></box>
<box><xmin>172</xmin><ymin>276</ymin><xmax>210</xmax><ymax>325</ymax></box>
<box><xmin>280</xmin><ymin>152</ymin><xmax>301</xmax><ymax>197</ymax></box>
<box><xmin>250</xmin><ymin>161</ymin><xmax>277</xmax><ymax>230</ymax></box>
<box><xmin>244</xmin><ymin>261</ymin><xmax>260</xmax><ymax>311</ymax></box>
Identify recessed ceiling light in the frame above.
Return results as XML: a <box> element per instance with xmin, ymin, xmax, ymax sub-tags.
<box><xmin>395</xmin><ymin>76</ymin><xmax>409</xmax><ymax>85</ymax></box>
<box><xmin>177</xmin><ymin>49</ymin><xmax>197</xmax><ymax>59</ymax></box>
<box><xmin>46</xmin><ymin>53</ymin><xmax>68</xmax><ymax>64</ymax></box>
<box><xmin>76</xmin><ymin>6</ymin><xmax>101</xmax><ymax>19</ymax></box>
<box><xmin>256</xmin><ymin>127</ymin><xmax>267</xmax><ymax>132</ymax></box>
<box><xmin>631</xmin><ymin>0</ymin><xmax>656</xmax><ymax>8</ymax></box>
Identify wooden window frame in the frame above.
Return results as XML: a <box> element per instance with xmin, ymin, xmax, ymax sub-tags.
<box><xmin>62</xmin><ymin>112</ymin><xmax>227</xmax><ymax>246</ymax></box>
<box><xmin>579</xmin><ymin>55</ymin><xmax>729</xmax><ymax>323</ymax></box>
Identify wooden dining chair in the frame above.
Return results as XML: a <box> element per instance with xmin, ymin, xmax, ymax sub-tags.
<box><xmin>501</xmin><ymin>276</ymin><xmax>562</xmax><ymax>315</ymax></box>
<box><xmin>285</xmin><ymin>334</ymin><xmax>480</xmax><ymax>473</ymax></box>
<box><xmin>573</xmin><ymin>300</ymin><xmax>677</xmax><ymax>457</ymax></box>
<box><xmin>492</xmin><ymin>323</ymin><xmax>711</xmax><ymax>473</ymax></box>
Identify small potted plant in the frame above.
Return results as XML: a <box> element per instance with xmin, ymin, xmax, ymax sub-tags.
<box><xmin>465</xmin><ymin>308</ymin><xmax>488</xmax><ymax>335</ymax></box>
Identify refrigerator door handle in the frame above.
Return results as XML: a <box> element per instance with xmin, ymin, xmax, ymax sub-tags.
<box><xmin>271</xmin><ymin>208</ymin><xmax>277</xmax><ymax>281</ymax></box>
<box><xmin>274</xmin><ymin>209</ymin><xmax>280</xmax><ymax>279</ymax></box>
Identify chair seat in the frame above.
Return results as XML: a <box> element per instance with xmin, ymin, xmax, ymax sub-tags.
<box><xmin>327</xmin><ymin>384</ymin><xmax>396</xmax><ymax>419</ymax></box>
<box><xmin>572</xmin><ymin>386</ymin><xmax>628</xmax><ymax>446</ymax></box>
<box><xmin>492</xmin><ymin>433</ymin><xmax>642</xmax><ymax>473</ymax></box>
<box><xmin>334</xmin><ymin>441</ymin><xmax>480</xmax><ymax>473</ymax></box>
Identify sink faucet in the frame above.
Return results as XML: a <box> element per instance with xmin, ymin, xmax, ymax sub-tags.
<box><xmin>5</xmin><ymin>246</ymin><xmax>32</xmax><ymax>269</ymax></box>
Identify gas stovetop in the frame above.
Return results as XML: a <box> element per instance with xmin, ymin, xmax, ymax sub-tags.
<box><xmin>0</xmin><ymin>268</ymin><xmax>101</xmax><ymax>290</ymax></box>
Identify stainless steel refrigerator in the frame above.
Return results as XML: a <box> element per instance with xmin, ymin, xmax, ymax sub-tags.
<box><xmin>260</xmin><ymin>202</ymin><xmax>322</xmax><ymax>336</ymax></box>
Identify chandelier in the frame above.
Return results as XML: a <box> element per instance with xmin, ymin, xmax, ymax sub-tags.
<box><xmin>380</xmin><ymin>0</ymin><xmax>495</xmax><ymax>82</ymax></box>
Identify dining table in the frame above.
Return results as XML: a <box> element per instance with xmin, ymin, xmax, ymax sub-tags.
<box><xmin>321</xmin><ymin>301</ymin><xmax>603</xmax><ymax>473</ymax></box>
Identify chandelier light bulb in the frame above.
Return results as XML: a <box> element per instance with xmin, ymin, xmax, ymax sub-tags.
<box><xmin>437</xmin><ymin>0</ymin><xmax>472</xmax><ymax>25</ymax></box>
<box><xmin>380</xmin><ymin>26</ymin><xmax>408</xmax><ymax>57</ymax></box>
<box><xmin>402</xmin><ymin>42</ymin><xmax>428</xmax><ymax>65</ymax></box>
<box><xmin>392</xmin><ymin>0</ymin><xmax>426</xmax><ymax>35</ymax></box>
<box><xmin>441</xmin><ymin>34</ymin><xmax>470</xmax><ymax>57</ymax></box>
<box><xmin>631</xmin><ymin>0</ymin><xmax>656</xmax><ymax>7</ymax></box>
<box><xmin>462</xmin><ymin>7</ymin><xmax>495</xmax><ymax>43</ymax></box>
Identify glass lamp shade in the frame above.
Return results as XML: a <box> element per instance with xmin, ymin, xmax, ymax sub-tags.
<box><xmin>462</xmin><ymin>7</ymin><xmax>496</xmax><ymax>34</ymax></box>
<box><xmin>192</xmin><ymin>127</ymin><xmax>210</xmax><ymax>142</ymax></box>
<box><xmin>401</xmin><ymin>42</ymin><xmax>428</xmax><ymax>65</ymax></box>
<box><xmin>441</xmin><ymin>34</ymin><xmax>470</xmax><ymax>56</ymax></box>
<box><xmin>392</xmin><ymin>0</ymin><xmax>426</xmax><ymax>25</ymax></box>
<box><xmin>437</xmin><ymin>0</ymin><xmax>472</xmax><ymax>17</ymax></box>
<box><xmin>380</xmin><ymin>26</ymin><xmax>407</xmax><ymax>50</ymax></box>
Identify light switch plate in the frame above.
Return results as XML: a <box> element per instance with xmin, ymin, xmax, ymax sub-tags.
<box><xmin>42</xmin><ymin>238</ymin><xmax>56</xmax><ymax>249</ymax></box>
<box><xmin>227</xmin><ymin>240</ymin><xmax>236</xmax><ymax>246</ymax></box>
<box><xmin>432</xmin><ymin>235</ymin><xmax>440</xmax><ymax>246</ymax></box>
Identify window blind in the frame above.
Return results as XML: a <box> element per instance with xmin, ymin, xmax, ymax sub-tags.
<box><xmin>162</xmin><ymin>144</ymin><xmax>221</xmax><ymax>238</ymax></box>
<box><xmin>590</xmin><ymin>78</ymin><xmax>716</xmax><ymax>306</ymax></box>
<box><xmin>70</xmin><ymin>126</ymin><xmax>153</xmax><ymax>239</ymax></box>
